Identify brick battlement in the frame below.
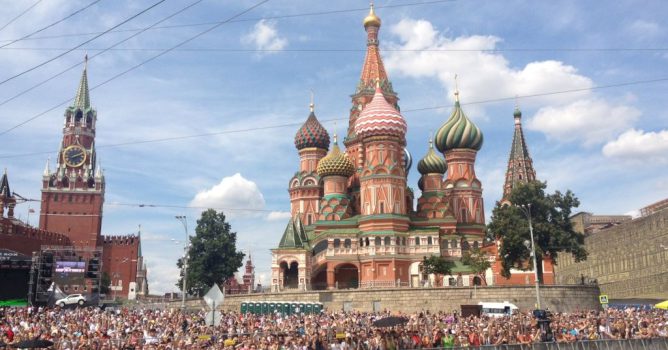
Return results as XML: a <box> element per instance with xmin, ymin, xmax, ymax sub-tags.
<box><xmin>102</xmin><ymin>234</ymin><xmax>140</xmax><ymax>245</ymax></box>
<box><xmin>0</xmin><ymin>216</ymin><xmax>72</xmax><ymax>256</ymax></box>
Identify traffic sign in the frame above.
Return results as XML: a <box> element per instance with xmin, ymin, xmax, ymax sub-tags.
<box><xmin>599</xmin><ymin>295</ymin><xmax>609</xmax><ymax>304</ymax></box>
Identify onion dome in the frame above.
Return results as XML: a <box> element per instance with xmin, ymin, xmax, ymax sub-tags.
<box><xmin>354</xmin><ymin>86</ymin><xmax>407</xmax><ymax>139</ymax></box>
<box><xmin>294</xmin><ymin>103</ymin><xmax>330</xmax><ymax>151</ymax></box>
<box><xmin>434</xmin><ymin>91</ymin><xmax>483</xmax><ymax>152</ymax></box>
<box><xmin>403</xmin><ymin>148</ymin><xmax>412</xmax><ymax>175</ymax></box>
<box><xmin>418</xmin><ymin>139</ymin><xmax>447</xmax><ymax>175</ymax></box>
<box><xmin>417</xmin><ymin>176</ymin><xmax>424</xmax><ymax>191</ymax></box>
<box><xmin>363</xmin><ymin>3</ymin><xmax>381</xmax><ymax>28</ymax></box>
<box><xmin>317</xmin><ymin>135</ymin><xmax>355</xmax><ymax>178</ymax></box>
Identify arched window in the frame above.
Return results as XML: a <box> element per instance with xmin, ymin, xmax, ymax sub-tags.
<box><xmin>461</xmin><ymin>240</ymin><xmax>470</xmax><ymax>251</ymax></box>
<box><xmin>384</xmin><ymin>237</ymin><xmax>391</xmax><ymax>246</ymax></box>
<box><xmin>451</xmin><ymin>239</ymin><xmax>457</xmax><ymax>248</ymax></box>
<box><xmin>374</xmin><ymin>236</ymin><xmax>381</xmax><ymax>246</ymax></box>
<box><xmin>473</xmin><ymin>241</ymin><xmax>479</xmax><ymax>249</ymax></box>
<box><xmin>442</xmin><ymin>240</ymin><xmax>449</xmax><ymax>249</ymax></box>
<box><xmin>307</xmin><ymin>214</ymin><xmax>312</xmax><ymax>225</ymax></box>
<box><xmin>365</xmin><ymin>237</ymin><xmax>370</xmax><ymax>246</ymax></box>
<box><xmin>344</xmin><ymin>239</ymin><xmax>351</xmax><ymax>248</ymax></box>
<box><xmin>379</xmin><ymin>202</ymin><xmax>385</xmax><ymax>214</ymax></box>
<box><xmin>75</xmin><ymin>110</ymin><xmax>83</xmax><ymax>124</ymax></box>
<box><xmin>427</xmin><ymin>236</ymin><xmax>433</xmax><ymax>245</ymax></box>
<box><xmin>460</xmin><ymin>208</ymin><xmax>468</xmax><ymax>223</ymax></box>
<box><xmin>333</xmin><ymin>239</ymin><xmax>341</xmax><ymax>248</ymax></box>
<box><xmin>415</xmin><ymin>237</ymin><xmax>420</xmax><ymax>246</ymax></box>
<box><xmin>402</xmin><ymin>237</ymin><xmax>406</xmax><ymax>246</ymax></box>
<box><xmin>359</xmin><ymin>238</ymin><xmax>364</xmax><ymax>247</ymax></box>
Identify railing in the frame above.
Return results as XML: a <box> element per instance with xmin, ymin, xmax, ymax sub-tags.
<box><xmin>406</xmin><ymin>338</ymin><xmax>668</xmax><ymax>350</ymax></box>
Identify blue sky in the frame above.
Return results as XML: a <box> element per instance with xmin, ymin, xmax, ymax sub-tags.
<box><xmin>1</xmin><ymin>0</ymin><xmax>667</xmax><ymax>294</ymax></box>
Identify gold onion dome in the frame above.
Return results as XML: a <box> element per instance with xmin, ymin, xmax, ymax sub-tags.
<box><xmin>434</xmin><ymin>91</ymin><xmax>484</xmax><ymax>152</ymax></box>
<box><xmin>363</xmin><ymin>3</ymin><xmax>381</xmax><ymax>28</ymax></box>
<box><xmin>317</xmin><ymin>136</ymin><xmax>355</xmax><ymax>178</ymax></box>
<box><xmin>294</xmin><ymin>103</ymin><xmax>330</xmax><ymax>150</ymax></box>
<box><xmin>417</xmin><ymin>139</ymin><xmax>447</xmax><ymax>175</ymax></box>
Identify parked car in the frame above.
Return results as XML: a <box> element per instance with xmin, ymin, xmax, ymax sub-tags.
<box><xmin>56</xmin><ymin>294</ymin><xmax>86</xmax><ymax>307</ymax></box>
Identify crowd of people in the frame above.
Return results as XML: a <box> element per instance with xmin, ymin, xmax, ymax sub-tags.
<box><xmin>1</xmin><ymin>305</ymin><xmax>666</xmax><ymax>349</ymax></box>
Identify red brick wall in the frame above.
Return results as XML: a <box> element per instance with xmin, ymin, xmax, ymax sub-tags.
<box><xmin>39</xmin><ymin>191</ymin><xmax>103</xmax><ymax>248</ymax></box>
<box><xmin>102</xmin><ymin>236</ymin><xmax>140</xmax><ymax>298</ymax></box>
<box><xmin>0</xmin><ymin>217</ymin><xmax>71</xmax><ymax>256</ymax></box>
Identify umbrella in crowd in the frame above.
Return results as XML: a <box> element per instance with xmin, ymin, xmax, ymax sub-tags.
<box><xmin>372</xmin><ymin>316</ymin><xmax>408</xmax><ymax>328</ymax></box>
<box><xmin>656</xmin><ymin>300</ymin><xmax>668</xmax><ymax>310</ymax></box>
<box><xmin>9</xmin><ymin>339</ymin><xmax>54</xmax><ymax>349</ymax></box>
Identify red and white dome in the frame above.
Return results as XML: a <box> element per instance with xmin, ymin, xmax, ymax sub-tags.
<box><xmin>354</xmin><ymin>87</ymin><xmax>407</xmax><ymax>139</ymax></box>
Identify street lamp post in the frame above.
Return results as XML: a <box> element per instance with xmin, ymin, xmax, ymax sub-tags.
<box><xmin>516</xmin><ymin>203</ymin><xmax>541</xmax><ymax>310</ymax></box>
<box><xmin>175</xmin><ymin>216</ymin><xmax>189</xmax><ymax>309</ymax></box>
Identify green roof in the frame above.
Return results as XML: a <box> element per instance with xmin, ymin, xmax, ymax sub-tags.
<box><xmin>278</xmin><ymin>216</ymin><xmax>309</xmax><ymax>248</ymax></box>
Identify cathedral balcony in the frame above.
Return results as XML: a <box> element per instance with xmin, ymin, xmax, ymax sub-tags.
<box><xmin>441</xmin><ymin>248</ymin><xmax>462</xmax><ymax>257</ymax></box>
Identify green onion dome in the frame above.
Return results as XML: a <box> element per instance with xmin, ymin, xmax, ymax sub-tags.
<box><xmin>317</xmin><ymin>136</ymin><xmax>355</xmax><ymax>178</ymax></box>
<box><xmin>434</xmin><ymin>92</ymin><xmax>483</xmax><ymax>152</ymax></box>
<box><xmin>417</xmin><ymin>139</ymin><xmax>447</xmax><ymax>175</ymax></box>
<box><xmin>294</xmin><ymin>106</ymin><xmax>330</xmax><ymax>151</ymax></box>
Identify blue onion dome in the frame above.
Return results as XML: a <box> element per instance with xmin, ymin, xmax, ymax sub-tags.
<box><xmin>417</xmin><ymin>139</ymin><xmax>447</xmax><ymax>175</ymax></box>
<box><xmin>317</xmin><ymin>135</ymin><xmax>355</xmax><ymax>178</ymax></box>
<box><xmin>434</xmin><ymin>91</ymin><xmax>483</xmax><ymax>152</ymax></box>
<box><xmin>294</xmin><ymin>104</ymin><xmax>330</xmax><ymax>150</ymax></box>
<box><xmin>403</xmin><ymin>148</ymin><xmax>412</xmax><ymax>175</ymax></box>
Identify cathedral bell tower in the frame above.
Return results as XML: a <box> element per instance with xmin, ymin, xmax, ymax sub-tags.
<box><xmin>39</xmin><ymin>57</ymin><xmax>105</xmax><ymax>248</ymax></box>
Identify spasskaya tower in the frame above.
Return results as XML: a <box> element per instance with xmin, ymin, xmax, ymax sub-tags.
<box><xmin>39</xmin><ymin>57</ymin><xmax>105</xmax><ymax>248</ymax></box>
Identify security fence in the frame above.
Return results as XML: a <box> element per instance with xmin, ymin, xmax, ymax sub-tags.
<box><xmin>410</xmin><ymin>338</ymin><xmax>668</xmax><ymax>350</ymax></box>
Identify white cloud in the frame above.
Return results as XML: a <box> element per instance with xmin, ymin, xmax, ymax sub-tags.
<box><xmin>384</xmin><ymin>19</ymin><xmax>594</xmax><ymax>109</ymax></box>
<box><xmin>190</xmin><ymin>173</ymin><xmax>266</xmax><ymax>216</ymax></box>
<box><xmin>527</xmin><ymin>98</ymin><xmax>641</xmax><ymax>145</ymax></box>
<box><xmin>266</xmin><ymin>211</ymin><xmax>292</xmax><ymax>221</ymax></box>
<box><xmin>242</xmin><ymin>20</ymin><xmax>288</xmax><ymax>53</ymax></box>
<box><xmin>602</xmin><ymin>128</ymin><xmax>668</xmax><ymax>162</ymax></box>
<box><xmin>626</xmin><ymin>20</ymin><xmax>663</xmax><ymax>40</ymax></box>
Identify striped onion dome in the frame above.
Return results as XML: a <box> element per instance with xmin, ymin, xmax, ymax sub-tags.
<box><xmin>354</xmin><ymin>86</ymin><xmax>407</xmax><ymax>139</ymax></box>
<box><xmin>417</xmin><ymin>139</ymin><xmax>447</xmax><ymax>175</ymax></box>
<box><xmin>294</xmin><ymin>107</ymin><xmax>330</xmax><ymax>151</ymax></box>
<box><xmin>317</xmin><ymin>136</ymin><xmax>355</xmax><ymax>178</ymax></box>
<box><xmin>403</xmin><ymin>148</ymin><xmax>413</xmax><ymax>175</ymax></box>
<box><xmin>434</xmin><ymin>92</ymin><xmax>483</xmax><ymax>152</ymax></box>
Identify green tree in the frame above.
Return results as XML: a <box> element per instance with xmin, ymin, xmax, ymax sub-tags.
<box><xmin>100</xmin><ymin>272</ymin><xmax>111</xmax><ymax>295</ymax></box>
<box><xmin>488</xmin><ymin>181</ymin><xmax>587</xmax><ymax>283</ymax></box>
<box><xmin>422</xmin><ymin>255</ymin><xmax>455</xmax><ymax>286</ymax></box>
<box><xmin>176</xmin><ymin>209</ymin><xmax>245</xmax><ymax>296</ymax></box>
<box><xmin>461</xmin><ymin>247</ymin><xmax>491</xmax><ymax>285</ymax></box>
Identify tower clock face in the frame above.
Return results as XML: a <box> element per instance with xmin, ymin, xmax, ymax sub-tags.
<box><xmin>63</xmin><ymin>145</ymin><xmax>86</xmax><ymax>167</ymax></box>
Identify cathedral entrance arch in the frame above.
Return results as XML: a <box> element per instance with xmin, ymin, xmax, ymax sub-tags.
<box><xmin>334</xmin><ymin>263</ymin><xmax>359</xmax><ymax>289</ymax></box>
<box><xmin>311</xmin><ymin>265</ymin><xmax>327</xmax><ymax>290</ymax></box>
<box><xmin>280</xmin><ymin>261</ymin><xmax>299</xmax><ymax>289</ymax></box>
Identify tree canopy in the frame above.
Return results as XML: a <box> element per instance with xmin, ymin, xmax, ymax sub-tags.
<box><xmin>422</xmin><ymin>255</ymin><xmax>455</xmax><ymax>276</ymax></box>
<box><xmin>461</xmin><ymin>247</ymin><xmax>491</xmax><ymax>285</ymax></box>
<box><xmin>176</xmin><ymin>209</ymin><xmax>245</xmax><ymax>296</ymax></box>
<box><xmin>487</xmin><ymin>181</ymin><xmax>587</xmax><ymax>282</ymax></box>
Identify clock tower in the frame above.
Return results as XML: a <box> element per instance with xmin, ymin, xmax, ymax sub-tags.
<box><xmin>39</xmin><ymin>57</ymin><xmax>105</xmax><ymax>248</ymax></box>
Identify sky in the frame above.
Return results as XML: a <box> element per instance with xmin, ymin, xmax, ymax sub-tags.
<box><xmin>1</xmin><ymin>0</ymin><xmax>667</xmax><ymax>294</ymax></box>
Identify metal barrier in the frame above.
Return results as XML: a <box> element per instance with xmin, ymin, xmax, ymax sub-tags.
<box><xmin>407</xmin><ymin>338</ymin><xmax>668</xmax><ymax>350</ymax></box>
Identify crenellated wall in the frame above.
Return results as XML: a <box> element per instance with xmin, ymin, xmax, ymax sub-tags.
<box><xmin>102</xmin><ymin>234</ymin><xmax>140</xmax><ymax>298</ymax></box>
<box><xmin>0</xmin><ymin>217</ymin><xmax>71</xmax><ymax>256</ymax></box>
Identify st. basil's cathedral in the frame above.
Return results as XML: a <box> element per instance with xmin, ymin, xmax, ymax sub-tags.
<box><xmin>270</xmin><ymin>5</ymin><xmax>552</xmax><ymax>290</ymax></box>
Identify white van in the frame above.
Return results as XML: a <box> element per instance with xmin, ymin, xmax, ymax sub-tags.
<box><xmin>478</xmin><ymin>301</ymin><xmax>518</xmax><ymax>317</ymax></box>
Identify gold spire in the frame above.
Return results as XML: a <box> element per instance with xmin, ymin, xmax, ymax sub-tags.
<box><xmin>454</xmin><ymin>74</ymin><xmax>460</xmax><ymax>103</ymax></box>
<box><xmin>309</xmin><ymin>89</ymin><xmax>315</xmax><ymax>113</ymax></box>
<box><xmin>363</xmin><ymin>2</ymin><xmax>381</xmax><ymax>28</ymax></box>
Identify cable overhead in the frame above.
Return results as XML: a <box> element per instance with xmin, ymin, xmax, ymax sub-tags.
<box><xmin>1</xmin><ymin>75</ymin><xmax>668</xmax><ymax>160</ymax></box>
<box><xmin>0</xmin><ymin>0</ymin><xmax>269</xmax><ymax>137</ymax></box>
<box><xmin>0</xmin><ymin>0</ymin><xmax>43</xmax><ymax>33</ymax></box>
<box><xmin>0</xmin><ymin>0</ymin><xmax>102</xmax><ymax>49</ymax></box>
<box><xmin>0</xmin><ymin>0</ymin><xmax>454</xmax><ymax>43</ymax></box>
<box><xmin>0</xmin><ymin>0</ymin><xmax>166</xmax><ymax>87</ymax></box>
<box><xmin>3</xmin><ymin>47</ymin><xmax>668</xmax><ymax>53</ymax></box>
<box><xmin>0</xmin><ymin>0</ymin><xmax>206</xmax><ymax>109</ymax></box>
